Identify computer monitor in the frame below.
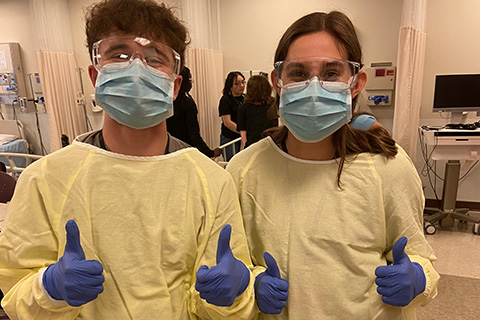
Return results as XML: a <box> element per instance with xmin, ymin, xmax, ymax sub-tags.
<box><xmin>433</xmin><ymin>74</ymin><xmax>480</xmax><ymax>122</ymax></box>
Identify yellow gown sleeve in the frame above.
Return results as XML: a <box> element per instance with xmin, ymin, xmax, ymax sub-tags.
<box><xmin>0</xmin><ymin>161</ymin><xmax>81</xmax><ymax>320</ymax></box>
<box><xmin>378</xmin><ymin>147</ymin><xmax>440</xmax><ymax>310</ymax></box>
<box><xmin>187</xmin><ymin>158</ymin><xmax>258</xmax><ymax>320</ymax></box>
<box><xmin>408</xmin><ymin>254</ymin><xmax>440</xmax><ymax>307</ymax></box>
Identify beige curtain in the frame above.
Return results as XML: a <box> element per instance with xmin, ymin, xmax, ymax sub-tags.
<box><xmin>185</xmin><ymin>48</ymin><xmax>223</xmax><ymax>148</ymax></box>
<box><xmin>36</xmin><ymin>51</ymin><xmax>85</xmax><ymax>151</ymax></box>
<box><xmin>392</xmin><ymin>0</ymin><xmax>427</xmax><ymax>161</ymax></box>
<box><xmin>180</xmin><ymin>0</ymin><xmax>223</xmax><ymax>148</ymax></box>
<box><xmin>30</xmin><ymin>0</ymin><xmax>86</xmax><ymax>152</ymax></box>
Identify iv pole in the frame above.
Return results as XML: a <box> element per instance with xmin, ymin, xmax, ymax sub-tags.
<box><xmin>76</xmin><ymin>67</ymin><xmax>93</xmax><ymax>131</ymax></box>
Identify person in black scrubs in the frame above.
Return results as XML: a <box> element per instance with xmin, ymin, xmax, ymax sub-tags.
<box><xmin>218</xmin><ymin>71</ymin><xmax>245</xmax><ymax>161</ymax></box>
<box><xmin>167</xmin><ymin>67</ymin><xmax>221</xmax><ymax>158</ymax></box>
<box><xmin>237</xmin><ymin>75</ymin><xmax>278</xmax><ymax>148</ymax></box>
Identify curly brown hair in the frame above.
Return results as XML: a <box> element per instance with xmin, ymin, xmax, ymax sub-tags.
<box><xmin>85</xmin><ymin>0</ymin><xmax>189</xmax><ymax>68</ymax></box>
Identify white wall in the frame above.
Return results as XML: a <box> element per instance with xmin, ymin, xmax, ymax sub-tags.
<box><xmin>219</xmin><ymin>0</ymin><xmax>402</xmax><ymax>74</ymax></box>
<box><xmin>421</xmin><ymin>0</ymin><xmax>480</xmax><ymax>121</ymax></box>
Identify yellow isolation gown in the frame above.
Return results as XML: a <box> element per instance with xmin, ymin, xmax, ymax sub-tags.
<box><xmin>0</xmin><ymin>139</ymin><xmax>257</xmax><ymax>320</ymax></box>
<box><xmin>226</xmin><ymin>137</ymin><xmax>439</xmax><ymax>320</ymax></box>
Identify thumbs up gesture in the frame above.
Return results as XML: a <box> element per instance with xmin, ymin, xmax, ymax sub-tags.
<box><xmin>42</xmin><ymin>220</ymin><xmax>104</xmax><ymax>306</ymax></box>
<box><xmin>254</xmin><ymin>252</ymin><xmax>289</xmax><ymax>314</ymax></box>
<box><xmin>195</xmin><ymin>225</ymin><xmax>250</xmax><ymax>306</ymax></box>
<box><xmin>375</xmin><ymin>237</ymin><xmax>426</xmax><ymax>306</ymax></box>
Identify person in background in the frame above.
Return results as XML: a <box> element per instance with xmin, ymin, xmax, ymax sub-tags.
<box><xmin>61</xmin><ymin>134</ymin><xmax>70</xmax><ymax>147</ymax></box>
<box><xmin>0</xmin><ymin>1</ymin><xmax>260</xmax><ymax>319</ymax></box>
<box><xmin>167</xmin><ymin>66</ymin><xmax>221</xmax><ymax>158</ymax></box>
<box><xmin>219</xmin><ymin>71</ymin><xmax>245</xmax><ymax>161</ymax></box>
<box><xmin>237</xmin><ymin>75</ymin><xmax>278</xmax><ymax>148</ymax></box>
<box><xmin>227</xmin><ymin>11</ymin><xmax>439</xmax><ymax>319</ymax></box>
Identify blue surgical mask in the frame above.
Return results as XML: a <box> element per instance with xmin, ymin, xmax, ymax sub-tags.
<box><xmin>95</xmin><ymin>59</ymin><xmax>175</xmax><ymax>129</ymax></box>
<box><xmin>279</xmin><ymin>79</ymin><xmax>352</xmax><ymax>143</ymax></box>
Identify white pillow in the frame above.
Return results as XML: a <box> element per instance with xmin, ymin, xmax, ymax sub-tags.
<box><xmin>0</xmin><ymin>134</ymin><xmax>19</xmax><ymax>145</ymax></box>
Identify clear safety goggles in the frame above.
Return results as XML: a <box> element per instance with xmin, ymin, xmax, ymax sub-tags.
<box><xmin>92</xmin><ymin>36</ymin><xmax>181</xmax><ymax>76</ymax></box>
<box><xmin>273</xmin><ymin>57</ymin><xmax>360</xmax><ymax>92</ymax></box>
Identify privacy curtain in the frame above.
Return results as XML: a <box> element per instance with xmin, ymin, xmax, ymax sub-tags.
<box><xmin>30</xmin><ymin>0</ymin><xmax>86</xmax><ymax>152</ymax></box>
<box><xmin>392</xmin><ymin>0</ymin><xmax>427</xmax><ymax>161</ymax></box>
<box><xmin>185</xmin><ymin>48</ymin><xmax>224</xmax><ymax>148</ymax></box>
<box><xmin>180</xmin><ymin>0</ymin><xmax>223</xmax><ymax>148</ymax></box>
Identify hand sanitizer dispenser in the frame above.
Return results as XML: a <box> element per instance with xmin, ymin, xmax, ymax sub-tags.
<box><xmin>364</xmin><ymin>62</ymin><xmax>396</xmax><ymax>107</ymax></box>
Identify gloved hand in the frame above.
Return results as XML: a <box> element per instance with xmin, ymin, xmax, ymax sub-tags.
<box><xmin>43</xmin><ymin>220</ymin><xmax>105</xmax><ymax>307</ymax></box>
<box><xmin>195</xmin><ymin>224</ymin><xmax>250</xmax><ymax>306</ymax></box>
<box><xmin>375</xmin><ymin>236</ymin><xmax>426</xmax><ymax>307</ymax></box>
<box><xmin>254</xmin><ymin>252</ymin><xmax>289</xmax><ymax>314</ymax></box>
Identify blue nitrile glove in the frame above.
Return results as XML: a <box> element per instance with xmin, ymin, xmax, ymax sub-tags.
<box><xmin>254</xmin><ymin>252</ymin><xmax>289</xmax><ymax>314</ymax></box>
<box><xmin>43</xmin><ymin>220</ymin><xmax>105</xmax><ymax>307</ymax></box>
<box><xmin>375</xmin><ymin>236</ymin><xmax>426</xmax><ymax>307</ymax></box>
<box><xmin>195</xmin><ymin>224</ymin><xmax>250</xmax><ymax>306</ymax></box>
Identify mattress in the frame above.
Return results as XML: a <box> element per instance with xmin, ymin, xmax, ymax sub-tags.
<box><xmin>0</xmin><ymin>137</ymin><xmax>28</xmax><ymax>168</ymax></box>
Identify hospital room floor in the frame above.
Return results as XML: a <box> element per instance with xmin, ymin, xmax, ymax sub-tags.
<box><xmin>417</xmin><ymin>211</ymin><xmax>480</xmax><ymax>319</ymax></box>
<box><xmin>0</xmin><ymin>216</ymin><xmax>479</xmax><ymax>319</ymax></box>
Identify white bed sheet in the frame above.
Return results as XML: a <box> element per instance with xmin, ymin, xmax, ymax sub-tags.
<box><xmin>0</xmin><ymin>139</ymin><xmax>28</xmax><ymax>167</ymax></box>
<box><xmin>0</xmin><ymin>119</ymin><xmax>29</xmax><ymax>168</ymax></box>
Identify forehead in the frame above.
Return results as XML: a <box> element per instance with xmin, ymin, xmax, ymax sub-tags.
<box><xmin>234</xmin><ymin>75</ymin><xmax>244</xmax><ymax>81</ymax></box>
<box><xmin>100</xmin><ymin>32</ymin><xmax>166</xmax><ymax>46</ymax></box>
<box><xmin>286</xmin><ymin>31</ymin><xmax>348</xmax><ymax>61</ymax></box>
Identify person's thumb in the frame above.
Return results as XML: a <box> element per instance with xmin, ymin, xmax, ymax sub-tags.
<box><xmin>64</xmin><ymin>220</ymin><xmax>86</xmax><ymax>260</ymax></box>
<box><xmin>196</xmin><ymin>265</ymin><xmax>211</xmax><ymax>283</ymax></box>
<box><xmin>392</xmin><ymin>236</ymin><xmax>409</xmax><ymax>265</ymax></box>
<box><xmin>264</xmin><ymin>252</ymin><xmax>281</xmax><ymax>278</ymax></box>
<box><xmin>216</xmin><ymin>224</ymin><xmax>233</xmax><ymax>264</ymax></box>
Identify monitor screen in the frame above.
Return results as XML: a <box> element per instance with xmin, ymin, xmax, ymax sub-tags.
<box><xmin>433</xmin><ymin>74</ymin><xmax>480</xmax><ymax>113</ymax></box>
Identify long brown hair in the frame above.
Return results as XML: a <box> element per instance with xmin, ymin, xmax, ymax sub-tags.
<box><xmin>265</xmin><ymin>11</ymin><xmax>397</xmax><ymax>187</ymax></box>
<box><xmin>244</xmin><ymin>75</ymin><xmax>275</xmax><ymax>106</ymax></box>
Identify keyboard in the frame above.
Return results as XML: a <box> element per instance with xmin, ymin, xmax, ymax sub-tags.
<box><xmin>444</xmin><ymin>122</ymin><xmax>480</xmax><ymax>130</ymax></box>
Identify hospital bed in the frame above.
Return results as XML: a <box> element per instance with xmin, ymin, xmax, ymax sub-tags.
<box><xmin>0</xmin><ymin>119</ymin><xmax>41</xmax><ymax>176</ymax></box>
<box><xmin>0</xmin><ymin>152</ymin><xmax>42</xmax><ymax>176</ymax></box>
<box><xmin>215</xmin><ymin>137</ymin><xmax>242</xmax><ymax>168</ymax></box>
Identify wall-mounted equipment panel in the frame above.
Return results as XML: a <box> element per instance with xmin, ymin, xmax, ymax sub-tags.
<box><xmin>364</xmin><ymin>62</ymin><xmax>396</xmax><ymax>107</ymax></box>
<box><xmin>0</xmin><ymin>42</ymin><xmax>34</xmax><ymax>112</ymax></box>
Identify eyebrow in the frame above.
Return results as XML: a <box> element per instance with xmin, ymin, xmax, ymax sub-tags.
<box><xmin>102</xmin><ymin>42</ymin><xmax>173</xmax><ymax>64</ymax></box>
<box><xmin>323</xmin><ymin>60</ymin><xmax>345</xmax><ymax>69</ymax></box>
<box><xmin>102</xmin><ymin>43</ymin><xmax>131</xmax><ymax>57</ymax></box>
<box><xmin>284</xmin><ymin>62</ymin><xmax>308</xmax><ymax>71</ymax></box>
<box><xmin>151</xmin><ymin>46</ymin><xmax>172</xmax><ymax>63</ymax></box>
